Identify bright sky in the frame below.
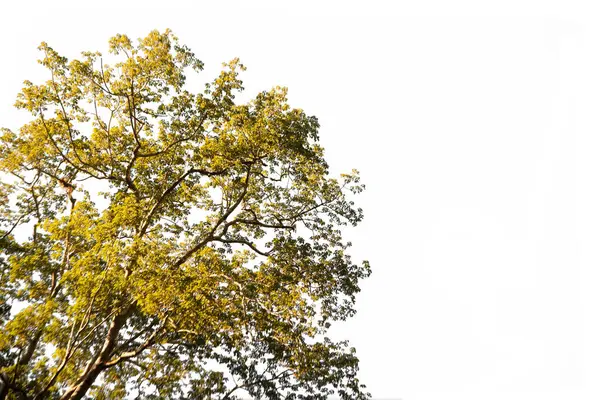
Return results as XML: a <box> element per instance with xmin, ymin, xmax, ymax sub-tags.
<box><xmin>2</xmin><ymin>1</ymin><xmax>600</xmax><ymax>399</ymax></box>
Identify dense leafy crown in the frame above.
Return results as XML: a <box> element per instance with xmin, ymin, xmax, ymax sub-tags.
<box><xmin>0</xmin><ymin>30</ymin><xmax>371</xmax><ymax>400</ymax></box>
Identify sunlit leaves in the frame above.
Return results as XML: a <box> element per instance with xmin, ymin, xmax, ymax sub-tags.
<box><xmin>0</xmin><ymin>30</ymin><xmax>370</xmax><ymax>400</ymax></box>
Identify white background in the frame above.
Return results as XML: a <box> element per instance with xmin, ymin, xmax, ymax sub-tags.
<box><xmin>2</xmin><ymin>1</ymin><xmax>600</xmax><ymax>399</ymax></box>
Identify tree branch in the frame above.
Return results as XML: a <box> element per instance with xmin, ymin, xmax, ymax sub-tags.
<box><xmin>172</xmin><ymin>166</ymin><xmax>252</xmax><ymax>268</ymax></box>
<box><xmin>139</xmin><ymin>167</ymin><xmax>227</xmax><ymax>235</ymax></box>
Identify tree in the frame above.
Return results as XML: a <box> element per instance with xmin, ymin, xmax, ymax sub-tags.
<box><xmin>0</xmin><ymin>30</ymin><xmax>371</xmax><ymax>400</ymax></box>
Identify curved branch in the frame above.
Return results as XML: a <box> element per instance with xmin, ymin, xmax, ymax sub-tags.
<box><xmin>210</xmin><ymin>237</ymin><xmax>272</xmax><ymax>257</ymax></box>
<box><xmin>173</xmin><ymin>166</ymin><xmax>252</xmax><ymax>268</ymax></box>
<box><xmin>139</xmin><ymin>167</ymin><xmax>228</xmax><ymax>235</ymax></box>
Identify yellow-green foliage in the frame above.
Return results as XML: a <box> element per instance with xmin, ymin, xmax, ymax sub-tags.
<box><xmin>0</xmin><ymin>30</ymin><xmax>370</xmax><ymax>400</ymax></box>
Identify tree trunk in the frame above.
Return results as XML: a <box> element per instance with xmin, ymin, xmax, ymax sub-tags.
<box><xmin>60</xmin><ymin>306</ymin><xmax>133</xmax><ymax>400</ymax></box>
<box><xmin>59</xmin><ymin>363</ymin><xmax>107</xmax><ymax>400</ymax></box>
<box><xmin>0</xmin><ymin>378</ymin><xmax>8</xmax><ymax>400</ymax></box>
<box><xmin>19</xmin><ymin>329</ymin><xmax>44</xmax><ymax>367</ymax></box>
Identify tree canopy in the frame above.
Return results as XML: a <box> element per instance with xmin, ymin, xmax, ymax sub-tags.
<box><xmin>0</xmin><ymin>30</ymin><xmax>371</xmax><ymax>400</ymax></box>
